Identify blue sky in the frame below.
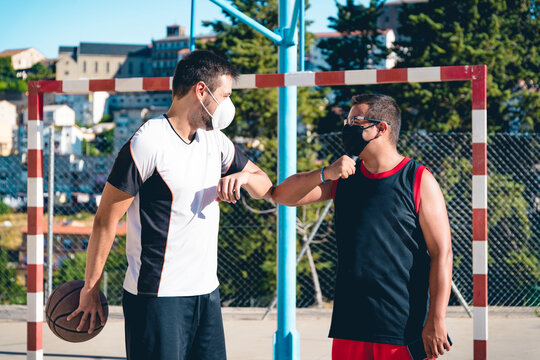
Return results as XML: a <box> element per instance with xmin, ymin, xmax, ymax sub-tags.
<box><xmin>0</xmin><ymin>0</ymin><xmax>371</xmax><ymax>59</ymax></box>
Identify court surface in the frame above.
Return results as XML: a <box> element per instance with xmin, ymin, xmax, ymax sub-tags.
<box><xmin>0</xmin><ymin>306</ymin><xmax>538</xmax><ymax>360</ymax></box>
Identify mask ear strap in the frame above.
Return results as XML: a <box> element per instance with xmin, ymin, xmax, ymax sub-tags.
<box><xmin>204</xmin><ymin>85</ymin><xmax>220</xmax><ymax>105</ymax></box>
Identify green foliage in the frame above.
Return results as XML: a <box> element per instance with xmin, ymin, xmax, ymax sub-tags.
<box><xmin>53</xmin><ymin>236</ymin><xmax>127</xmax><ymax>305</ymax></box>
<box><xmin>0</xmin><ymin>199</ymin><xmax>11</xmax><ymax>215</ymax></box>
<box><xmin>54</xmin><ymin>252</ymin><xmax>87</xmax><ymax>285</ymax></box>
<box><xmin>99</xmin><ymin>114</ymin><xmax>113</xmax><ymax>123</ymax></box>
<box><xmin>320</xmin><ymin>0</ymin><xmax>539</xmax><ymax>133</ymax></box>
<box><xmin>198</xmin><ymin>0</ymin><xmax>328</xmax><ymax>138</ymax></box>
<box><xmin>82</xmin><ymin>128</ymin><xmax>115</xmax><ymax>156</ymax></box>
<box><xmin>317</xmin><ymin>1</ymin><xmax>387</xmax><ymax>99</ymax></box>
<box><xmin>0</xmin><ymin>57</ymin><xmax>15</xmax><ymax>78</ymax></box>
<box><xmin>0</xmin><ymin>57</ymin><xmax>53</xmax><ymax>93</ymax></box>
<box><xmin>26</xmin><ymin>62</ymin><xmax>54</xmax><ymax>82</ymax></box>
<box><xmin>0</xmin><ymin>246</ymin><xmax>26</xmax><ymax>304</ymax></box>
<box><xmin>0</xmin><ymin>58</ymin><xmax>27</xmax><ymax>92</ymax></box>
<box><xmin>82</xmin><ymin>139</ymin><xmax>101</xmax><ymax>156</ymax></box>
<box><xmin>95</xmin><ymin>128</ymin><xmax>115</xmax><ymax>154</ymax></box>
<box><xmin>391</xmin><ymin>0</ymin><xmax>539</xmax><ymax>132</ymax></box>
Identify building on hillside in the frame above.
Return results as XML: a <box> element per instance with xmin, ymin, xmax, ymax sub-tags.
<box><xmin>112</xmin><ymin>105</ymin><xmax>168</xmax><ymax>152</ymax></box>
<box><xmin>56</xmin><ymin>42</ymin><xmax>152</xmax><ymax>81</ymax></box>
<box><xmin>0</xmin><ymin>48</ymin><xmax>46</xmax><ymax>70</ymax></box>
<box><xmin>54</xmin><ymin>92</ymin><xmax>110</xmax><ymax>126</ymax></box>
<box><xmin>43</xmin><ymin>124</ymin><xmax>84</xmax><ymax>156</ymax></box>
<box><xmin>152</xmin><ymin>25</ymin><xmax>215</xmax><ymax>77</ymax></box>
<box><xmin>43</xmin><ymin>104</ymin><xmax>76</xmax><ymax>126</ymax></box>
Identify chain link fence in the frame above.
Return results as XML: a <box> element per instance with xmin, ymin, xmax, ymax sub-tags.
<box><xmin>0</xmin><ymin>132</ymin><xmax>538</xmax><ymax>312</ymax></box>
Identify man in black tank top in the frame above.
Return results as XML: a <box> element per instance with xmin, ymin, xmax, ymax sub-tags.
<box><xmin>272</xmin><ymin>94</ymin><xmax>453</xmax><ymax>360</ymax></box>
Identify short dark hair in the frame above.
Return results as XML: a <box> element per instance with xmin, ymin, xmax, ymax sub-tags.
<box><xmin>351</xmin><ymin>93</ymin><xmax>401</xmax><ymax>144</ymax></box>
<box><xmin>172</xmin><ymin>50</ymin><xmax>239</xmax><ymax>99</ymax></box>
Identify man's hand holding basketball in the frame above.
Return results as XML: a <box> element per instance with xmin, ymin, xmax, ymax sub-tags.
<box><xmin>67</xmin><ymin>285</ymin><xmax>105</xmax><ymax>334</ymax></box>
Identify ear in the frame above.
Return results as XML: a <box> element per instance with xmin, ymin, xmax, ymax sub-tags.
<box><xmin>194</xmin><ymin>81</ymin><xmax>206</xmax><ymax>101</ymax></box>
<box><xmin>376</xmin><ymin>122</ymin><xmax>389</xmax><ymax>138</ymax></box>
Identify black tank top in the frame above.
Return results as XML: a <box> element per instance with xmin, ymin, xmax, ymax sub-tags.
<box><xmin>329</xmin><ymin>157</ymin><xmax>430</xmax><ymax>345</ymax></box>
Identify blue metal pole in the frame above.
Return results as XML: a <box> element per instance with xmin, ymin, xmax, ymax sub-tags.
<box><xmin>274</xmin><ymin>0</ymin><xmax>299</xmax><ymax>358</ymax></box>
<box><xmin>190</xmin><ymin>0</ymin><xmax>196</xmax><ymax>52</ymax></box>
<box><xmin>299</xmin><ymin>0</ymin><xmax>305</xmax><ymax>71</ymax></box>
<box><xmin>209</xmin><ymin>0</ymin><xmax>283</xmax><ymax>43</ymax></box>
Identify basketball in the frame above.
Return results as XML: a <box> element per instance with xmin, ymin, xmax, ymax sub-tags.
<box><xmin>45</xmin><ymin>280</ymin><xmax>109</xmax><ymax>342</ymax></box>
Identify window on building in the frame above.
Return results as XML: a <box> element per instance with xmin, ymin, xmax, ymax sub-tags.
<box><xmin>140</xmin><ymin>62</ymin><xmax>144</xmax><ymax>74</ymax></box>
<box><xmin>64</xmin><ymin>71</ymin><xmax>69</xmax><ymax>76</ymax></box>
<box><xmin>83</xmin><ymin>61</ymin><xmax>86</xmax><ymax>72</ymax></box>
<box><xmin>106</xmin><ymin>62</ymin><xmax>110</xmax><ymax>73</ymax></box>
<box><xmin>95</xmin><ymin>62</ymin><xmax>98</xmax><ymax>72</ymax></box>
<box><xmin>128</xmin><ymin>62</ymin><xmax>133</xmax><ymax>75</ymax></box>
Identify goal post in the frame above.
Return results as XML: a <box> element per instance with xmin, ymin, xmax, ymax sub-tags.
<box><xmin>26</xmin><ymin>64</ymin><xmax>488</xmax><ymax>360</ymax></box>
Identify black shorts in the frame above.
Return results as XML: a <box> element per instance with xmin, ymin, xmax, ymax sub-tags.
<box><xmin>122</xmin><ymin>288</ymin><xmax>226</xmax><ymax>360</ymax></box>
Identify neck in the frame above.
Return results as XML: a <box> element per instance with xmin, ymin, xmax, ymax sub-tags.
<box><xmin>361</xmin><ymin>145</ymin><xmax>403</xmax><ymax>174</ymax></box>
<box><xmin>165</xmin><ymin>97</ymin><xmax>199</xmax><ymax>142</ymax></box>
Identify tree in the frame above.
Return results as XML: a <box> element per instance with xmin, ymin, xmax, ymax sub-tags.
<box><xmin>319</xmin><ymin>0</ymin><xmax>539</xmax><ymax>133</ymax></box>
<box><xmin>0</xmin><ymin>57</ymin><xmax>27</xmax><ymax>93</ymax></box>
<box><xmin>0</xmin><ymin>246</ymin><xmax>26</xmax><ymax>304</ymax></box>
<box><xmin>315</xmin><ymin>0</ymin><xmax>387</xmax><ymax>132</ymax></box>
<box><xmin>27</xmin><ymin>62</ymin><xmax>54</xmax><ymax>82</ymax></box>
<box><xmin>53</xmin><ymin>236</ymin><xmax>127</xmax><ymax>305</ymax></box>
<box><xmin>391</xmin><ymin>0</ymin><xmax>539</xmax><ymax>132</ymax></box>
<box><xmin>198</xmin><ymin>0</ymin><xmax>328</xmax><ymax>138</ymax></box>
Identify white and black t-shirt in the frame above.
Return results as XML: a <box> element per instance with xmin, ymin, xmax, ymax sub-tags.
<box><xmin>107</xmin><ymin>115</ymin><xmax>248</xmax><ymax>297</ymax></box>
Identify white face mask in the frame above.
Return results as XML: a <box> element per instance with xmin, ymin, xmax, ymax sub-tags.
<box><xmin>200</xmin><ymin>85</ymin><xmax>235</xmax><ymax>130</ymax></box>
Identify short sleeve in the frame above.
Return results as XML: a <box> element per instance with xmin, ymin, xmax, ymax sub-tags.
<box><xmin>216</xmin><ymin>131</ymin><xmax>249</xmax><ymax>176</ymax></box>
<box><xmin>107</xmin><ymin>128</ymin><xmax>157</xmax><ymax>196</ymax></box>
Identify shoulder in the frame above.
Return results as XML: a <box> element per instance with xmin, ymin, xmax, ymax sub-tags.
<box><xmin>131</xmin><ymin>117</ymin><xmax>169</xmax><ymax>145</ymax></box>
<box><xmin>129</xmin><ymin>116</ymin><xmax>168</xmax><ymax>155</ymax></box>
<box><xmin>133</xmin><ymin>116</ymin><xmax>168</xmax><ymax>139</ymax></box>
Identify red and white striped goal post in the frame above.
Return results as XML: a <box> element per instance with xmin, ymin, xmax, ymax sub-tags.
<box><xmin>26</xmin><ymin>65</ymin><xmax>488</xmax><ymax>360</ymax></box>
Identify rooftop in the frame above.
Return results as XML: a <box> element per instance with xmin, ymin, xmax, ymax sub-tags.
<box><xmin>0</xmin><ymin>48</ymin><xmax>31</xmax><ymax>57</ymax></box>
<box><xmin>59</xmin><ymin>43</ymin><xmax>148</xmax><ymax>56</ymax></box>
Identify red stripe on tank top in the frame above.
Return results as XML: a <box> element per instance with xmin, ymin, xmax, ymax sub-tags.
<box><xmin>360</xmin><ymin>157</ymin><xmax>411</xmax><ymax>179</ymax></box>
<box><xmin>414</xmin><ymin>165</ymin><xmax>429</xmax><ymax>213</ymax></box>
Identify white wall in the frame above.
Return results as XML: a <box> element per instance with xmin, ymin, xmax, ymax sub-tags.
<box><xmin>0</xmin><ymin>121</ymin><xmax>13</xmax><ymax>156</ymax></box>
<box><xmin>12</xmin><ymin>48</ymin><xmax>46</xmax><ymax>70</ymax></box>
<box><xmin>43</xmin><ymin>105</ymin><xmax>76</xmax><ymax>126</ymax></box>
<box><xmin>91</xmin><ymin>91</ymin><xmax>110</xmax><ymax>124</ymax></box>
<box><xmin>0</xmin><ymin>101</ymin><xmax>17</xmax><ymax>128</ymax></box>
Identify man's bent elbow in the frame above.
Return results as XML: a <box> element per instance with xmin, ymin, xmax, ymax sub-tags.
<box><xmin>271</xmin><ymin>186</ymin><xmax>295</xmax><ymax>206</ymax></box>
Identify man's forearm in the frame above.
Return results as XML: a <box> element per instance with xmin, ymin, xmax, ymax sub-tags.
<box><xmin>244</xmin><ymin>170</ymin><xmax>273</xmax><ymax>199</ymax></box>
<box><xmin>272</xmin><ymin>169</ymin><xmax>323</xmax><ymax>205</ymax></box>
<box><xmin>83</xmin><ymin>220</ymin><xmax>119</xmax><ymax>290</ymax></box>
<box><xmin>426</xmin><ymin>253</ymin><xmax>453</xmax><ymax>321</ymax></box>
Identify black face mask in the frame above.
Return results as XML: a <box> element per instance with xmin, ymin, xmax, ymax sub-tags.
<box><xmin>341</xmin><ymin>124</ymin><xmax>377</xmax><ymax>157</ymax></box>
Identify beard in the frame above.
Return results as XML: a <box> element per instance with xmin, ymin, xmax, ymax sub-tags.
<box><xmin>198</xmin><ymin>98</ymin><xmax>214</xmax><ymax>130</ymax></box>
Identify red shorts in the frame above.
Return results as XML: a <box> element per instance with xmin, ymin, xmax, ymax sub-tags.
<box><xmin>332</xmin><ymin>338</ymin><xmax>434</xmax><ymax>360</ymax></box>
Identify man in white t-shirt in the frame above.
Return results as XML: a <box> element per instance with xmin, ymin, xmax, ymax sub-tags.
<box><xmin>67</xmin><ymin>51</ymin><xmax>273</xmax><ymax>360</ymax></box>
